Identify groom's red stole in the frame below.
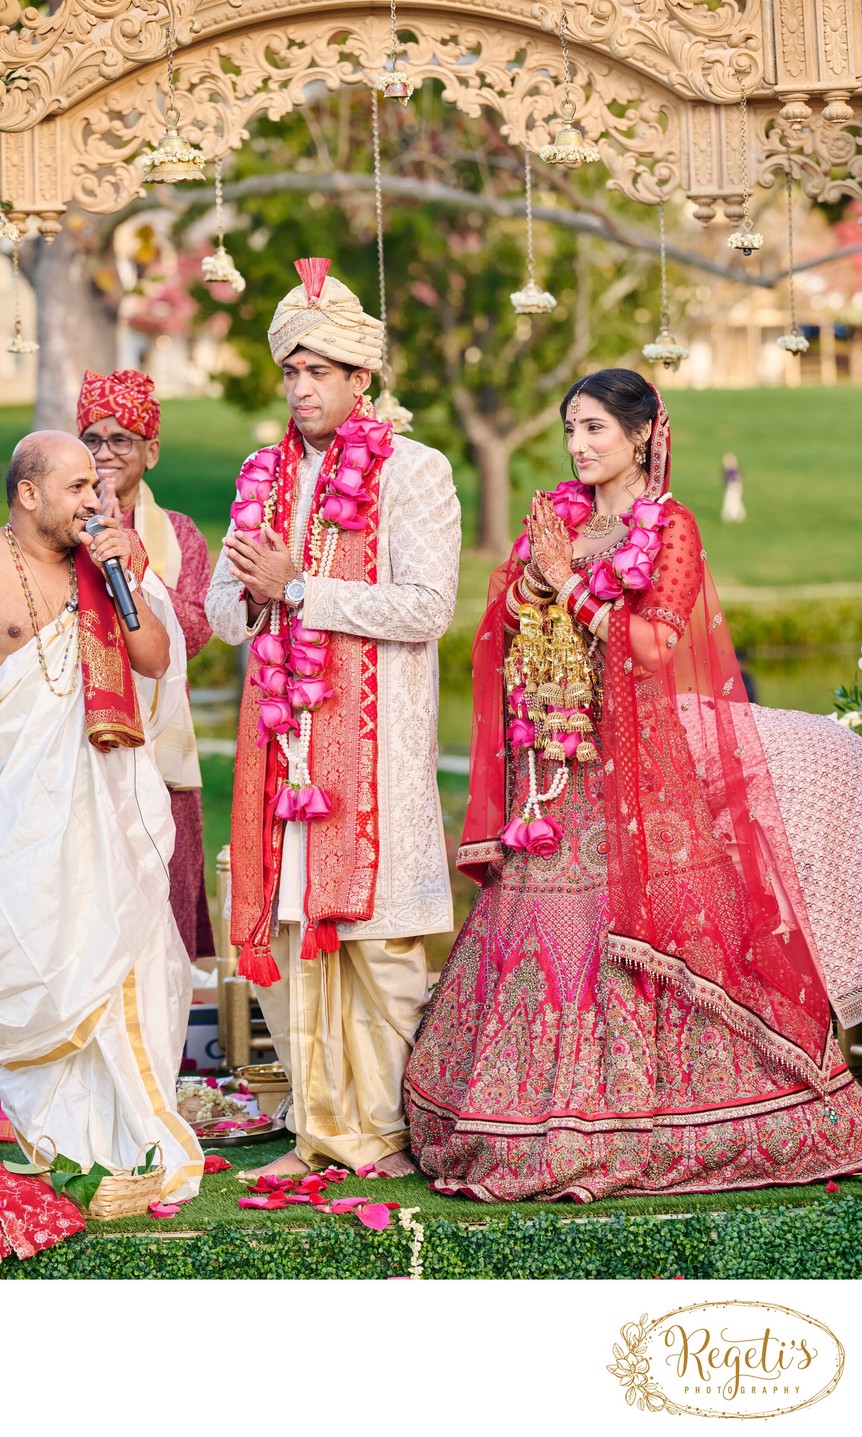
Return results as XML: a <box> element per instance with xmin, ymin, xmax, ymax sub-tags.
<box><xmin>75</xmin><ymin>535</ymin><xmax>148</xmax><ymax>751</ymax></box>
<box><xmin>231</xmin><ymin>418</ymin><xmax>381</xmax><ymax>983</ymax></box>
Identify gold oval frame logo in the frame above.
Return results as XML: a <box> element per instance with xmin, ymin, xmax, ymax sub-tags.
<box><xmin>608</xmin><ymin>1300</ymin><xmax>844</xmax><ymax>1418</ymax></box>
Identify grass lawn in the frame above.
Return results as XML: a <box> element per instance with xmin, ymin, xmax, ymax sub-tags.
<box><xmin>2</xmin><ymin>385</ymin><xmax>861</xmax><ymax>589</ymax></box>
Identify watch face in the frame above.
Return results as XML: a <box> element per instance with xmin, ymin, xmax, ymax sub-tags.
<box><xmin>286</xmin><ymin>577</ymin><xmax>306</xmax><ymax>602</ymax></box>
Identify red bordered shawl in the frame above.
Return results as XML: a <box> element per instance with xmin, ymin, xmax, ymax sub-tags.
<box><xmin>74</xmin><ymin>533</ymin><xmax>148</xmax><ymax>751</ymax></box>
<box><xmin>230</xmin><ymin>406</ymin><xmax>382</xmax><ymax>981</ymax></box>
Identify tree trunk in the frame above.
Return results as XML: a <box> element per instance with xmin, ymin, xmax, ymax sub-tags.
<box><xmin>26</xmin><ymin>210</ymin><xmax>120</xmax><ymax>432</ymax></box>
<box><xmin>473</xmin><ymin>426</ymin><xmax>513</xmax><ymax>557</ymax></box>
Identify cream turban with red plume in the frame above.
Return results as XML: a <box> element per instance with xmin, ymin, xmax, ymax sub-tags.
<box><xmin>268</xmin><ymin>258</ymin><xmax>384</xmax><ymax>372</ymax></box>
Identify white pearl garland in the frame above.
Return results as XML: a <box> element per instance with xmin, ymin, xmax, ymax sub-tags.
<box><xmin>523</xmin><ymin>748</ymin><xmax>569</xmax><ymax>821</ymax></box>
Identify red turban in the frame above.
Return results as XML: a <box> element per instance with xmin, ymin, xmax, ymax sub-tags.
<box><xmin>76</xmin><ymin>369</ymin><xmax>161</xmax><ymax>440</ymax></box>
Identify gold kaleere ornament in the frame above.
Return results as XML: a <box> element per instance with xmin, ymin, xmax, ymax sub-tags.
<box><xmin>727</xmin><ymin>87</ymin><xmax>764</xmax><ymax>257</ymax></box>
<box><xmin>6</xmin><ymin>235</ymin><xmax>38</xmax><ymax>355</ymax></box>
<box><xmin>777</xmin><ymin>168</ymin><xmax>809</xmax><ymax>354</ymax></box>
<box><xmin>370</xmin><ymin>89</ymin><xmax>412</xmax><ymax>433</ymax></box>
<box><xmin>539</xmin><ymin>15</ymin><xmax>600</xmax><ymax>170</ymax></box>
<box><xmin>511</xmin><ymin>152</ymin><xmax>557</xmax><ymax>315</ymax></box>
<box><xmin>201</xmin><ymin>158</ymin><xmax>246</xmax><ymax>293</ymax></box>
<box><xmin>140</xmin><ymin>26</ymin><xmax>205</xmax><ymax>185</ymax></box>
<box><xmin>643</xmin><ymin>200</ymin><xmax>689</xmax><ymax>371</ymax></box>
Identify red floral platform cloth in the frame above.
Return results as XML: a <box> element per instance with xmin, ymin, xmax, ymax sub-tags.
<box><xmin>0</xmin><ymin>1171</ymin><xmax>86</xmax><ymax>1262</ymax></box>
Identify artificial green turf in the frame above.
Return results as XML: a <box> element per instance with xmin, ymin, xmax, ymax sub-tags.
<box><xmin>5</xmin><ymin>1136</ymin><xmax>855</xmax><ymax>1237</ymax></box>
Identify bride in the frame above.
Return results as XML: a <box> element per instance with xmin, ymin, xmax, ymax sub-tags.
<box><xmin>405</xmin><ymin>368</ymin><xmax>862</xmax><ymax>1202</ymax></box>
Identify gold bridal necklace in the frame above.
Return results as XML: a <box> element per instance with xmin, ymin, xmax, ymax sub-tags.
<box><xmin>4</xmin><ymin>524</ymin><xmax>80</xmax><ymax>696</ymax></box>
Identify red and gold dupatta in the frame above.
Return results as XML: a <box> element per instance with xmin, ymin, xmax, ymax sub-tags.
<box><xmin>75</xmin><ymin>533</ymin><xmax>148</xmax><ymax>751</ymax></box>
<box><xmin>230</xmin><ymin>404</ymin><xmax>382</xmax><ymax>984</ymax></box>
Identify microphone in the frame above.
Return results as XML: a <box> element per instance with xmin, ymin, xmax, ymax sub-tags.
<box><xmin>84</xmin><ymin>516</ymin><xmax>141</xmax><ymax>632</ymax></box>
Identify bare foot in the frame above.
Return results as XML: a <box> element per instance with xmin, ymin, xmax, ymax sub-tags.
<box><xmin>366</xmin><ymin>1150</ymin><xmax>418</xmax><ymax>1179</ymax></box>
<box><xmin>238</xmin><ymin>1149</ymin><xmax>309</xmax><ymax>1180</ymax></box>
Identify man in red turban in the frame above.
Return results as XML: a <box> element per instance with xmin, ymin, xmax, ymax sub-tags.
<box><xmin>77</xmin><ymin>369</ymin><xmax>216</xmax><ymax>963</ymax></box>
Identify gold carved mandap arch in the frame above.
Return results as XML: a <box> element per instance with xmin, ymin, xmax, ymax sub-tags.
<box><xmin>0</xmin><ymin>0</ymin><xmax>861</xmax><ymax>240</ymax></box>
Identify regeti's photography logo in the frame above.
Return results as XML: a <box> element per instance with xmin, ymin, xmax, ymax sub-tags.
<box><xmin>607</xmin><ymin>1300</ymin><xmax>844</xmax><ymax>1419</ymax></box>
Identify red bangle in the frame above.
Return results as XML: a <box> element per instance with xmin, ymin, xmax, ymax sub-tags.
<box><xmin>565</xmin><ymin>580</ymin><xmax>605</xmax><ymax>629</ymax></box>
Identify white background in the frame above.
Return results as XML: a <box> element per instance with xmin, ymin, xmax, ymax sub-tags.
<box><xmin>2</xmin><ymin>1278</ymin><xmax>859</xmax><ymax>1432</ymax></box>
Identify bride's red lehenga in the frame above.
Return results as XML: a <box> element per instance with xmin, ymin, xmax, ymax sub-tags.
<box><xmin>404</xmin><ymin>391</ymin><xmax>862</xmax><ymax>1202</ymax></box>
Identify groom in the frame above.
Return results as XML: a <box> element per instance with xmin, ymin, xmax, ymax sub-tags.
<box><xmin>206</xmin><ymin>258</ymin><xmax>460</xmax><ymax>1177</ymax></box>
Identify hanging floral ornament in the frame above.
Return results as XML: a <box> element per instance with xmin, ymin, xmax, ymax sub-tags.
<box><xmin>539</xmin><ymin>12</ymin><xmax>600</xmax><ymax>169</ymax></box>
<box><xmin>777</xmin><ymin>168</ymin><xmax>809</xmax><ymax>354</ymax></box>
<box><xmin>0</xmin><ymin>204</ymin><xmax>19</xmax><ymax>243</ymax></box>
<box><xmin>140</xmin><ymin>25</ymin><xmax>206</xmax><ymax>184</ymax></box>
<box><xmin>373</xmin><ymin>0</ymin><xmax>413</xmax><ymax>105</ymax></box>
<box><xmin>370</xmin><ymin>88</ymin><xmax>412</xmax><ymax>433</ymax></box>
<box><xmin>727</xmin><ymin>88</ymin><xmax>764</xmax><ymax>257</ymax></box>
<box><xmin>642</xmin><ymin>201</ymin><xmax>689</xmax><ymax>371</ymax></box>
<box><xmin>6</xmin><ymin>234</ymin><xmax>38</xmax><ymax>355</ymax></box>
<box><xmin>201</xmin><ymin>158</ymin><xmax>246</xmax><ymax>293</ymax></box>
<box><xmin>511</xmin><ymin>152</ymin><xmax>557</xmax><ymax>315</ymax></box>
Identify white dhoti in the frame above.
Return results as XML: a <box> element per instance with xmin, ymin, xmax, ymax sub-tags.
<box><xmin>255</xmin><ymin>928</ymin><xmax>429</xmax><ymax>1169</ymax></box>
<box><xmin>0</xmin><ymin>577</ymin><xmax>203</xmax><ymax>1200</ymax></box>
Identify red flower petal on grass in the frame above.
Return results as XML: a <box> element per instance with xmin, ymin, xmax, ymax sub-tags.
<box><xmin>203</xmin><ymin>1155</ymin><xmax>232</xmax><ymax>1174</ymax></box>
<box><xmin>826</xmin><ymin>1180</ymin><xmax>840</xmax><ymax>1194</ymax></box>
<box><xmin>384</xmin><ymin>1202</ymin><xmax>400</xmax><ymax>1211</ymax></box>
<box><xmin>357</xmin><ymin>1203</ymin><xmax>392</xmax><ymax>1230</ymax></box>
<box><xmin>238</xmin><ymin>1195</ymin><xmax>271</xmax><ymax>1209</ymax></box>
<box><xmin>329</xmin><ymin>1196</ymin><xmax>369</xmax><ymax>1213</ymax></box>
<box><xmin>322</xmin><ymin>1166</ymin><xmax>349</xmax><ymax>1182</ymax></box>
<box><xmin>356</xmin><ymin>1163</ymin><xmax>377</xmax><ymax>1178</ymax></box>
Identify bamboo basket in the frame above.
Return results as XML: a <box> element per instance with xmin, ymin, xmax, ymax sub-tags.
<box><xmin>87</xmin><ymin>1142</ymin><xmax>165</xmax><ymax>1220</ymax></box>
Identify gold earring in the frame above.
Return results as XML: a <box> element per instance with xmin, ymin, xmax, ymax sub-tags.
<box><xmin>634</xmin><ymin>438</ymin><xmax>647</xmax><ymax>468</ymax></box>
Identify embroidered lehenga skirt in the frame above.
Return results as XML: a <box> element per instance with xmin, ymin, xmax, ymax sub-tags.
<box><xmin>404</xmin><ymin>757</ymin><xmax>862</xmax><ymax>1203</ymax></box>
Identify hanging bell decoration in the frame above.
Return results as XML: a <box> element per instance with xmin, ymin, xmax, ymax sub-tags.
<box><xmin>141</xmin><ymin>103</ymin><xmax>206</xmax><ymax>184</ymax></box>
<box><xmin>643</xmin><ymin>324</ymin><xmax>689</xmax><ymax>371</ymax></box>
<box><xmin>374</xmin><ymin>53</ymin><xmax>414</xmax><ymax>106</ymax></box>
<box><xmin>643</xmin><ymin>200</ymin><xmax>688</xmax><ymax>371</ymax></box>
<box><xmin>777</xmin><ymin>169</ymin><xmax>808</xmax><ymax>354</ymax></box>
<box><xmin>777</xmin><ymin>328</ymin><xmax>809</xmax><ymax>354</ymax></box>
<box><xmin>511</xmin><ymin>152</ymin><xmax>557</xmax><ymax>315</ymax></box>
<box><xmin>140</xmin><ymin>27</ymin><xmax>206</xmax><ymax>184</ymax></box>
<box><xmin>6</xmin><ymin>236</ymin><xmax>38</xmax><ymax>354</ymax></box>
<box><xmin>0</xmin><ymin>209</ymin><xmax>20</xmax><ymax>243</ymax></box>
<box><xmin>540</xmin><ymin>102</ymin><xmax>600</xmax><ymax>169</ymax></box>
<box><xmin>375</xmin><ymin>387</ymin><xmax>413</xmax><ymax>433</ymax></box>
<box><xmin>727</xmin><ymin>220</ymin><xmax>764</xmax><ymax>257</ymax></box>
<box><xmin>201</xmin><ymin>243</ymin><xmax>246</xmax><ymax>293</ymax></box>
<box><xmin>201</xmin><ymin>159</ymin><xmax>246</xmax><ymax>293</ymax></box>
<box><xmin>510</xmin><ymin>280</ymin><xmax>558</xmax><ymax>315</ymax></box>
<box><xmin>726</xmin><ymin>88</ymin><xmax>763</xmax><ymax>257</ymax></box>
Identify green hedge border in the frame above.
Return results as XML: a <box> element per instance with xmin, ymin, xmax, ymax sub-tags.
<box><xmin>4</xmin><ymin>1199</ymin><xmax>862</xmax><ymax>1280</ymax></box>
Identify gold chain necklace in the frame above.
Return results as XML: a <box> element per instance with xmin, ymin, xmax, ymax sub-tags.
<box><xmin>4</xmin><ymin>525</ymin><xmax>80</xmax><ymax>697</ymax></box>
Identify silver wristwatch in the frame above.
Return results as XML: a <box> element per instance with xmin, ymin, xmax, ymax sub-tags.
<box><xmin>284</xmin><ymin>573</ymin><xmax>307</xmax><ymax>607</ymax></box>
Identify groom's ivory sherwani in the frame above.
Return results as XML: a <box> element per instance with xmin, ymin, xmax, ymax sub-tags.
<box><xmin>206</xmin><ymin>434</ymin><xmax>461</xmax><ymax>1167</ymax></box>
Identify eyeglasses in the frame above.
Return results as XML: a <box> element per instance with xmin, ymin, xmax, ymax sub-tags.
<box><xmin>82</xmin><ymin>433</ymin><xmax>138</xmax><ymax>456</ymax></box>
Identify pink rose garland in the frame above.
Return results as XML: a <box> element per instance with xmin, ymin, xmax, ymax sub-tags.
<box><xmin>230</xmin><ymin>416</ymin><xmax>394</xmax><ymax>823</ymax></box>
